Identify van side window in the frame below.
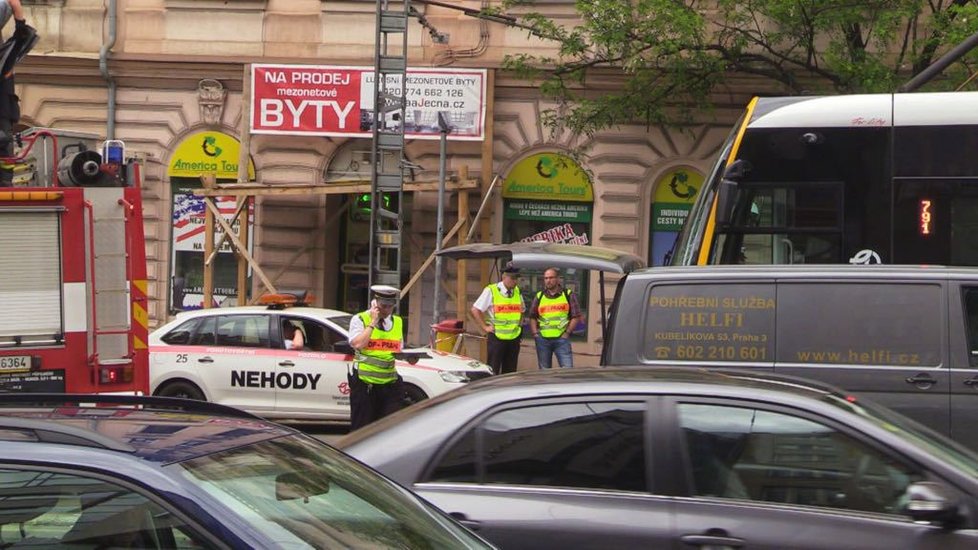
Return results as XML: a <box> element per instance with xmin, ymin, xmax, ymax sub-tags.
<box><xmin>643</xmin><ymin>284</ymin><xmax>776</xmax><ymax>364</ymax></box>
<box><xmin>965</xmin><ymin>288</ymin><xmax>978</xmax><ymax>367</ymax></box>
<box><xmin>777</xmin><ymin>283</ymin><xmax>942</xmax><ymax>367</ymax></box>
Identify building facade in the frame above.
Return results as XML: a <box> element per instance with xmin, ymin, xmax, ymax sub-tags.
<box><xmin>19</xmin><ymin>0</ymin><xmax>753</xmax><ymax>366</ymax></box>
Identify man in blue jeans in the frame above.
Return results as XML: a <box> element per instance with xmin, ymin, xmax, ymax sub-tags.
<box><xmin>529</xmin><ymin>267</ymin><xmax>583</xmax><ymax>368</ymax></box>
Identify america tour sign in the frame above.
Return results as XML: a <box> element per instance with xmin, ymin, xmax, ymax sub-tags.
<box><xmin>250</xmin><ymin>64</ymin><xmax>487</xmax><ymax>141</ymax></box>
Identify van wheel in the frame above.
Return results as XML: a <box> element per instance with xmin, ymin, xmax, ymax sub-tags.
<box><xmin>156</xmin><ymin>381</ymin><xmax>206</xmax><ymax>402</ymax></box>
<box><xmin>402</xmin><ymin>384</ymin><xmax>428</xmax><ymax>405</ymax></box>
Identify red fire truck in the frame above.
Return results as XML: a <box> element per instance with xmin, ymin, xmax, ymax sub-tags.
<box><xmin>0</xmin><ymin>128</ymin><xmax>149</xmax><ymax>394</ymax></box>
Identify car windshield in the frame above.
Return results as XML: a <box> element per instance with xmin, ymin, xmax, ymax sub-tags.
<box><xmin>171</xmin><ymin>434</ymin><xmax>490</xmax><ymax>549</ymax></box>
<box><xmin>824</xmin><ymin>393</ymin><xmax>978</xmax><ymax>478</ymax></box>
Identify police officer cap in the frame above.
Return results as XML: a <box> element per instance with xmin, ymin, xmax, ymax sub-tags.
<box><xmin>371</xmin><ymin>284</ymin><xmax>400</xmax><ymax>305</ymax></box>
<box><xmin>502</xmin><ymin>262</ymin><xmax>520</xmax><ymax>275</ymax></box>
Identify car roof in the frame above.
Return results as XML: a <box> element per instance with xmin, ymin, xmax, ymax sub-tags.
<box><xmin>339</xmin><ymin>367</ymin><xmax>861</xmax><ymax>449</ymax></box>
<box><xmin>626</xmin><ymin>264</ymin><xmax>978</xmax><ymax>281</ymax></box>
<box><xmin>0</xmin><ymin>395</ymin><xmax>296</xmax><ymax>464</ymax></box>
<box><xmin>170</xmin><ymin>305</ymin><xmax>351</xmax><ymax>320</ymax></box>
<box><xmin>443</xmin><ymin>366</ymin><xmax>845</xmax><ymax>398</ymax></box>
<box><xmin>358</xmin><ymin>367</ymin><xmax>851</xmax><ymax>427</ymax></box>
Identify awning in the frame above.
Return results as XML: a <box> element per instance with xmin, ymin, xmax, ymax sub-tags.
<box><xmin>435</xmin><ymin>242</ymin><xmax>646</xmax><ymax>274</ymax></box>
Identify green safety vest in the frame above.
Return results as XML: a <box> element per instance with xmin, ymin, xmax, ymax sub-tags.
<box><xmin>354</xmin><ymin>312</ymin><xmax>403</xmax><ymax>384</ymax></box>
<box><xmin>489</xmin><ymin>284</ymin><xmax>523</xmax><ymax>340</ymax></box>
<box><xmin>536</xmin><ymin>290</ymin><xmax>571</xmax><ymax>338</ymax></box>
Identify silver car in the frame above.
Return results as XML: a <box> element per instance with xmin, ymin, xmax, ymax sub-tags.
<box><xmin>339</xmin><ymin>367</ymin><xmax>978</xmax><ymax>550</ymax></box>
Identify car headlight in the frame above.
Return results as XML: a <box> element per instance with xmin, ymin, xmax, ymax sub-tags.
<box><xmin>440</xmin><ymin>370</ymin><xmax>472</xmax><ymax>383</ymax></box>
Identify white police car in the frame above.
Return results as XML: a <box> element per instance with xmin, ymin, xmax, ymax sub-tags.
<box><xmin>149</xmin><ymin>294</ymin><xmax>492</xmax><ymax>421</ymax></box>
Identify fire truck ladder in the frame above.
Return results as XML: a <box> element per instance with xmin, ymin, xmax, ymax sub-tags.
<box><xmin>85</xmin><ymin>189</ymin><xmax>134</xmax><ymax>377</ymax></box>
<box><xmin>368</xmin><ymin>0</ymin><xmax>410</xmax><ymax>290</ymax></box>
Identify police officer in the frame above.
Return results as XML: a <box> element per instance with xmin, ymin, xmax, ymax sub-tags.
<box><xmin>529</xmin><ymin>267</ymin><xmax>583</xmax><ymax>369</ymax></box>
<box><xmin>471</xmin><ymin>263</ymin><xmax>525</xmax><ymax>375</ymax></box>
<box><xmin>348</xmin><ymin>285</ymin><xmax>405</xmax><ymax>430</ymax></box>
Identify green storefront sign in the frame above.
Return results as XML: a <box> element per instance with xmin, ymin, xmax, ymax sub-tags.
<box><xmin>653</xmin><ymin>203</ymin><xmax>693</xmax><ymax>231</ymax></box>
<box><xmin>505</xmin><ymin>200</ymin><xmax>592</xmax><ymax>222</ymax></box>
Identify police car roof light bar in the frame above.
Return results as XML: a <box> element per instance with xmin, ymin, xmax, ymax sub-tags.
<box><xmin>258</xmin><ymin>290</ymin><xmax>314</xmax><ymax>309</ymax></box>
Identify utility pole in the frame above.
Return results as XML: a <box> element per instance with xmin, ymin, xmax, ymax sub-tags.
<box><xmin>368</xmin><ymin>0</ymin><xmax>410</xmax><ymax>295</ymax></box>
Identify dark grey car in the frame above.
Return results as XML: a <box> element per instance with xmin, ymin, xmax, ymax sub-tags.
<box><xmin>337</xmin><ymin>368</ymin><xmax>978</xmax><ymax>550</ymax></box>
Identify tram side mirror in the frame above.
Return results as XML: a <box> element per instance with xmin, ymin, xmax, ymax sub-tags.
<box><xmin>716</xmin><ymin>160</ymin><xmax>751</xmax><ymax>226</ymax></box>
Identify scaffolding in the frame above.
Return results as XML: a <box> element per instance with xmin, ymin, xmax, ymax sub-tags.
<box><xmin>194</xmin><ymin>1</ymin><xmax>499</xmax><ymax>350</ymax></box>
<box><xmin>194</xmin><ymin>174</ymin><xmax>479</xmax><ymax>307</ymax></box>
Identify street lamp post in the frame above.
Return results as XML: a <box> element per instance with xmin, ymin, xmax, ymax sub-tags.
<box><xmin>433</xmin><ymin>112</ymin><xmax>451</xmax><ymax>330</ymax></box>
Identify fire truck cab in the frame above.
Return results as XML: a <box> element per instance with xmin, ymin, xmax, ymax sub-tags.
<box><xmin>0</xmin><ymin>128</ymin><xmax>149</xmax><ymax>394</ymax></box>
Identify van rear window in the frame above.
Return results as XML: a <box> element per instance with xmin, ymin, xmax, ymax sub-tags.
<box><xmin>643</xmin><ymin>283</ymin><xmax>776</xmax><ymax>363</ymax></box>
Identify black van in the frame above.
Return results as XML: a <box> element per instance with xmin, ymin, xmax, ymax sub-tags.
<box><xmin>601</xmin><ymin>265</ymin><xmax>978</xmax><ymax>450</ymax></box>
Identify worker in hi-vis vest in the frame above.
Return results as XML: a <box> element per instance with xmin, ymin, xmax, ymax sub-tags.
<box><xmin>348</xmin><ymin>285</ymin><xmax>405</xmax><ymax>430</ymax></box>
<box><xmin>471</xmin><ymin>263</ymin><xmax>525</xmax><ymax>375</ymax></box>
<box><xmin>529</xmin><ymin>267</ymin><xmax>583</xmax><ymax>369</ymax></box>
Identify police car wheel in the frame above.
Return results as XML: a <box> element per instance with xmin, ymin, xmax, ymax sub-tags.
<box><xmin>403</xmin><ymin>384</ymin><xmax>428</xmax><ymax>405</ymax></box>
<box><xmin>157</xmin><ymin>381</ymin><xmax>206</xmax><ymax>402</ymax></box>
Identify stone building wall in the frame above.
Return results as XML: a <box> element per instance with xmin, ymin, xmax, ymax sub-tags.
<box><xmin>17</xmin><ymin>0</ymin><xmax>754</xmax><ymax>356</ymax></box>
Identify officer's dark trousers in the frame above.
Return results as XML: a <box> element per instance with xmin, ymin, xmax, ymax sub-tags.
<box><xmin>487</xmin><ymin>332</ymin><xmax>521</xmax><ymax>375</ymax></box>
<box><xmin>348</xmin><ymin>372</ymin><xmax>405</xmax><ymax>431</ymax></box>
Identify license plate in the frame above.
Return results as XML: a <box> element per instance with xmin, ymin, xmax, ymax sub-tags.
<box><xmin>0</xmin><ymin>355</ymin><xmax>31</xmax><ymax>372</ymax></box>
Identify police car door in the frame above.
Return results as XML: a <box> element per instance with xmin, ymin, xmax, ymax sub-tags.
<box><xmin>200</xmin><ymin>313</ymin><xmax>275</xmax><ymax>416</ymax></box>
<box><xmin>273</xmin><ymin>316</ymin><xmax>349</xmax><ymax>420</ymax></box>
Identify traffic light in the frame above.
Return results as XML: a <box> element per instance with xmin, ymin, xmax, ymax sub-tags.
<box><xmin>351</xmin><ymin>192</ymin><xmax>394</xmax><ymax>221</ymax></box>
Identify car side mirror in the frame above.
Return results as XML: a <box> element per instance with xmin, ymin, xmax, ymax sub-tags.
<box><xmin>904</xmin><ymin>481</ymin><xmax>962</xmax><ymax>528</ymax></box>
<box><xmin>715</xmin><ymin>160</ymin><xmax>751</xmax><ymax>226</ymax></box>
<box><xmin>334</xmin><ymin>340</ymin><xmax>354</xmax><ymax>355</ymax></box>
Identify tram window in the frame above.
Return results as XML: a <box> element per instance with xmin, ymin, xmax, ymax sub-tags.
<box><xmin>952</xmin><ymin>197</ymin><xmax>978</xmax><ymax>265</ymax></box>
<box><xmin>894</xmin><ymin>181</ymin><xmax>978</xmax><ymax>266</ymax></box>
<box><xmin>714</xmin><ymin>183</ymin><xmax>843</xmax><ymax>264</ymax></box>
<box><xmin>736</xmin><ymin>234</ymin><xmax>840</xmax><ymax>265</ymax></box>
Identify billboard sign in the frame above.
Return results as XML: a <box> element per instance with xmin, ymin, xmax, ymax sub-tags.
<box><xmin>251</xmin><ymin>64</ymin><xmax>487</xmax><ymax>141</ymax></box>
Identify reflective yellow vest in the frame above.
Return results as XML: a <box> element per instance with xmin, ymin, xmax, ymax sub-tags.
<box><xmin>354</xmin><ymin>312</ymin><xmax>403</xmax><ymax>384</ymax></box>
<box><xmin>536</xmin><ymin>290</ymin><xmax>570</xmax><ymax>338</ymax></box>
<box><xmin>489</xmin><ymin>284</ymin><xmax>523</xmax><ymax>340</ymax></box>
